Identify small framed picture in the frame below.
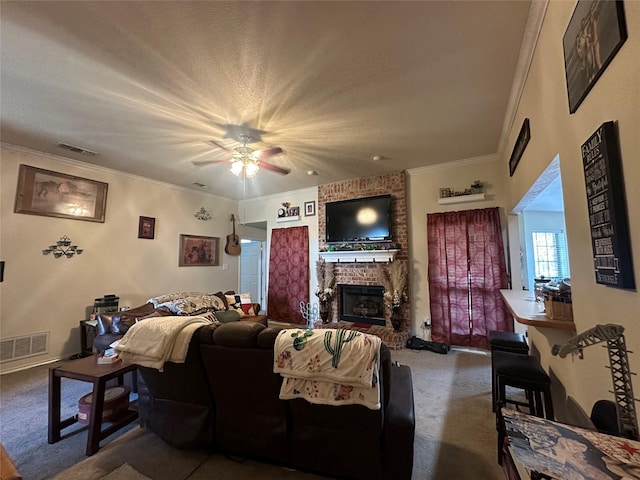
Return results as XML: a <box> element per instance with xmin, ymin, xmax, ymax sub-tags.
<box><xmin>179</xmin><ymin>234</ymin><xmax>219</xmax><ymax>266</ymax></box>
<box><xmin>439</xmin><ymin>188</ymin><xmax>452</xmax><ymax>199</ymax></box>
<box><xmin>138</xmin><ymin>216</ymin><xmax>155</xmax><ymax>239</ymax></box>
<box><xmin>304</xmin><ymin>201</ymin><xmax>316</xmax><ymax>216</ymax></box>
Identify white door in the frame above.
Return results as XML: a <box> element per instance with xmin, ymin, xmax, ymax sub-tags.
<box><xmin>240</xmin><ymin>240</ymin><xmax>264</xmax><ymax>312</ymax></box>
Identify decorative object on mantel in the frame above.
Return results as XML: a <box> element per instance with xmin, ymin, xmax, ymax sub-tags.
<box><xmin>315</xmin><ymin>259</ymin><xmax>336</xmax><ymax>324</ymax></box>
<box><xmin>278</xmin><ymin>202</ymin><xmax>300</xmax><ymax>218</ymax></box>
<box><xmin>299</xmin><ymin>301</ymin><xmax>318</xmax><ymax>329</ymax></box>
<box><xmin>377</xmin><ymin>260</ymin><xmax>408</xmax><ymax>332</ymax></box>
<box><xmin>439</xmin><ymin>181</ymin><xmax>484</xmax><ymax>199</ymax></box>
<box><xmin>194</xmin><ymin>207</ymin><xmax>212</xmax><ymax>221</ymax></box>
<box><xmin>321</xmin><ymin>242</ymin><xmax>400</xmax><ymax>252</ymax></box>
<box><xmin>42</xmin><ymin>235</ymin><xmax>83</xmax><ymax>258</ymax></box>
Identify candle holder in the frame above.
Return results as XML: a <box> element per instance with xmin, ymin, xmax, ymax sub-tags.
<box><xmin>42</xmin><ymin>235</ymin><xmax>83</xmax><ymax>259</ymax></box>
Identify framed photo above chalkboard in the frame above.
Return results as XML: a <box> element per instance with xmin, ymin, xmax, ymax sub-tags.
<box><xmin>563</xmin><ymin>1</ymin><xmax>627</xmax><ymax>114</ymax></box>
<box><xmin>581</xmin><ymin>121</ymin><xmax>635</xmax><ymax>290</ymax></box>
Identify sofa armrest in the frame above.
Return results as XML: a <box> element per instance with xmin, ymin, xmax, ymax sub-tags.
<box><xmin>383</xmin><ymin>364</ymin><xmax>415</xmax><ymax>480</ymax></box>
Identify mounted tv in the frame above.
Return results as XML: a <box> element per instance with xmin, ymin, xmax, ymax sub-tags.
<box><xmin>325</xmin><ymin>194</ymin><xmax>392</xmax><ymax>244</ymax></box>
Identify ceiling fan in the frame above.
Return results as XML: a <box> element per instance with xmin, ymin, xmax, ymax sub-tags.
<box><xmin>193</xmin><ymin>134</ymin><xmax>290</xmax><ymax>177</ymax></box>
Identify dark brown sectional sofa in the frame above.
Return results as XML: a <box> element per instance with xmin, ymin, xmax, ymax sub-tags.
<box><xmin>136</xmin><ymin>321</ymin><xmax>416</xmax><ymax>480</ymax></box>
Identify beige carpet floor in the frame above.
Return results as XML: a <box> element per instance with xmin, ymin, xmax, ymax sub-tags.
<box><xmin>49</xmin><ymin>348</ymin><xmax>503</xmax><ymax>480</ymax></box>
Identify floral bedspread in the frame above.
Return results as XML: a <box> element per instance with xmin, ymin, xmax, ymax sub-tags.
<box><xmin>273</xmin><ymin>328</ymin><xmax>381</xmax><ymax>410</ymax></box>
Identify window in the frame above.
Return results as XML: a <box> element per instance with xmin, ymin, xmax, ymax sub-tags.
<box><xmin>531</xmin><ymin>231</ymin><xmax>570</xmax><ymax>279</ymax></box>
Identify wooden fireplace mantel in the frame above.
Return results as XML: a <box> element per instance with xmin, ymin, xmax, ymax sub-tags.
<box><xmin>319</xmin><ymin>249</ymin><xmax>399</xmax><ymax>263</ymax></box>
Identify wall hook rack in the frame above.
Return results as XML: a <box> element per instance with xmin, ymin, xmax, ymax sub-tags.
<box><xmin>42</xmin><ymin>235</ymin><xmax>83</xmax><ymax>258</ymax></box>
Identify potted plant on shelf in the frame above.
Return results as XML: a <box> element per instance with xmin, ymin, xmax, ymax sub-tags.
<box><xmin>378</xmin><ymin>260</ymin><xmax>408</xmax><ymax>332</ymax></box>
<box><xmin>315</xmin><ymin>259</ymin><xmax>336</xmax><ymax>324</ymax></box>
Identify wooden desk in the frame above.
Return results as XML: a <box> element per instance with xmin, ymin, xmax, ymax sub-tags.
<box><xmin>500</xmin><ymin>290</ymin><xmax>576</xmax><ymax>332</ymax></box>
<box><xmin>48</xmin><ymin>355</ymin><xmax>138</xmax><ymax>456</ymax></box>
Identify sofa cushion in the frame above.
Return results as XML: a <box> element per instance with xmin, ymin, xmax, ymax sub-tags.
<box><xmin>213</xmin><ymin>321</ymin><xmax>265</xmax><ymax>348</ymax></box>
<box><xmin>225</xmin><ymin>293</ymin><xmax>255</xmax><ymax>316</ymax></box>
<box><xmin>257</xmin><ymin>327</ymin><xmax>284</xmax><ymax>349</ymax></box>
<box><xmin>172</xmin><ymin>294</ymin><xmax>226</xmax><ymax>315</ymax></box>
<box><xmin>213</xmin><ymin>310</ymin><xmax>241</xmax><ymax>324</ymax></box>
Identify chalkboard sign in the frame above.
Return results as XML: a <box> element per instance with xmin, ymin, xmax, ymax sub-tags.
<box><xmin>582</xmin><ymin>121</ymin><xmax>635</xmax><ymax>290</ymax></box>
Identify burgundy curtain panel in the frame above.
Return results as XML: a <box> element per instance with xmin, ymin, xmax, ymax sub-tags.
<box><xmin>427</xmin><ymin>207</ymin><xmax>511</xmax><ymax>349</ymax></box>
<box><xmin>268</xmin><ymin>226</ymin><xmax>309</xmax><ymax>324</ymax></box>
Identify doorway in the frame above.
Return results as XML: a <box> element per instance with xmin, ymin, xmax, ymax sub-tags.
<box><xmin>240</xmin><ymin>240</ymin><xmax>266</xmax><ymax>313</ymax></box>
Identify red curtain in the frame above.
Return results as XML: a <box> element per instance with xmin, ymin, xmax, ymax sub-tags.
<box><xmin>427</xmin><ymin>207</ymin><xmax>511</xmax><ymax>349</ymax></box>
<box><xmin>268</xmin><ymin>226</ymin><xmax>309</xmax><ymax>324</ymax></box>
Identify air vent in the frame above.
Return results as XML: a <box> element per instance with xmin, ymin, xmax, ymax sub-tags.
<box><xmin>56</xmin><ymin>142</ymin><xmax>98</xmax><ymax>157</ymax></box>
<box><xmin>192</xmin><ymin>182</ymin><xmax>207</xmax><ymax>188</ymax></box>
<box><xmin>0</xmin><ymin>331</ymin><xmax>49</xmax><ymax>363</ymax></box>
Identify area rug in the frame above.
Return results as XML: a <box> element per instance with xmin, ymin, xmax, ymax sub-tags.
<box><xmin>101</xmin><ymin>463</ymin><xmax>151</xmax><ymax>480</ymax></box>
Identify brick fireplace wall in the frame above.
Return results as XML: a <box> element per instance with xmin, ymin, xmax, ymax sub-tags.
<box><xmin>318</xmin><ymin>172</ymin><xmax>410</xmax><ymax>330</ymax></box>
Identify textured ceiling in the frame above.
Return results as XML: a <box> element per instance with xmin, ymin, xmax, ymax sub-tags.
<box><xmin>1</xmin><ymin>1</ymin><xmax>532</xmax><ymax>200</ymax></box>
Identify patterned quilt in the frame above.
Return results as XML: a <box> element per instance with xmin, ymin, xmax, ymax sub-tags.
<box><xmin>273</xmin><ymin>328</ymin><xmax>381</xmax><ymax>410</ymax></box>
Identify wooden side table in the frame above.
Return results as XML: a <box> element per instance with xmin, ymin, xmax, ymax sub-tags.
<box><xmin>79</xmin><ymin>319</ymin><xmax>98</xmax><ymax>356</ymax></box>
<box><xmin>48</xmin><ymin>355</ymin><xmax>138</xmax><ymax>456</ymax></box>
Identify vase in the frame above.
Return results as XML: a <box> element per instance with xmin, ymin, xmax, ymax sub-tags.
<box><xmin>319</xmin><ymin>301</ymin><xmax>330</xmax><ymax>324</ymax></box>
<box><xmin>390</xmin><ymin>308</ymin><xmax>403</xmax><ymax>332</ymax></box>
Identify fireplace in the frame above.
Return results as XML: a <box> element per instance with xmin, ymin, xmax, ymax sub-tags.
<box><xmin>339</xmin><ymin>284</ymin><xmax>385</xmax><ymax>326</ymax></box>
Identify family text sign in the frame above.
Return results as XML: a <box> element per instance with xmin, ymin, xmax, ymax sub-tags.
<box><xmin>582</xmin><ymin>121</ymin><xmax>635</xmax><ymax>290</ymax></box>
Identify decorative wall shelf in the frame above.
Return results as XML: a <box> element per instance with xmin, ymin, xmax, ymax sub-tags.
<box><xmin>276</xmin><ymin>215</ymin><xmax>300</xmax><ymax>223</ymax></box>
<box><xmin>437</xmin><ymin>193</ymin><xmax>486</xmax><ymax>205</ymax></box>
<box><xmin>319</xmin><ymin>249</ymin><xmax>399</xmax><ymax>263</ymax></box>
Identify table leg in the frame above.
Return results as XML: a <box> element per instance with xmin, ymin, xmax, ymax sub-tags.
<box><xmin>47</xmin><ymin>368</ymin><xmax>61</xmax><ymax>444</ymax></box>
<box><xmin>86</xmin><ymin>379</ymin><xmax>106</xmax><ymax>456</ymax></box>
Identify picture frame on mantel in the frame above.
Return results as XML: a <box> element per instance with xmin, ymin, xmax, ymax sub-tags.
<box><xmin>563</xmin><ymin>0</ymin><xmax>627</xmax><ymax>114</ymax></box>
<box><xmin>509</xmin><ymin>118</ymin><xmax>530</xmax><ymax>177</ymax></box>
<box><xmin>14</xmin><ymin>164</ymin><xmax>108</xmax><ymax>222</ymax></box>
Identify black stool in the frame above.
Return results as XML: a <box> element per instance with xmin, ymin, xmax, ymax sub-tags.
<box><xmin>489</xmin><ymin>331</ymin><xmax>529</xmax><ymax>411</ymax></box>
<box><xmin>493</xmin><ymin>350</ymin><xmax>554</xmax><ymax>420</ymax></box>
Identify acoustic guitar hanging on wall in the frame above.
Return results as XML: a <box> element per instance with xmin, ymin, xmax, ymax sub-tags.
<box><xmin>225</xmin><ymin>214</ymin><xmax>241</xmax><ymax>256</ymax></box>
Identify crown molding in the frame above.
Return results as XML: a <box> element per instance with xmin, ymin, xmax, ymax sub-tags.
<box><xmin>406</xmin><ymin>153</ymin><xmax>497</xmax><ymax>175</ymax></box>
<box><xmin>497</xmin><ymin>0</ymin><xmax>549</xmax><ymax>159</ymax></box>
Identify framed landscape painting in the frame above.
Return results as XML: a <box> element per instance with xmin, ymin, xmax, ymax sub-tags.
<box><xmin>563</xmin><ymin>0</ymin><xmax>627</xmax><ymax>114</ymax></box>
<box><xmin>14</xmin><ymin>164</ymin><xmax>108</xmax><ymax>222</ymax></box>
<box><xmin>179</xmin><ymin>234</ymin><xmax>219</xmax><ymax>266</ymax></box>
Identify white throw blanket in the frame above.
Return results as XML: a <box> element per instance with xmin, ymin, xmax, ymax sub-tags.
<box><xmin>273</xmin><ymin>328</ymin><xmax>381</xmax><ymax>410</ymax></box>
<box><xmin>115</xmin><ymin>315</ymin><xmax>211</xmax><ymax>371</ymax></box>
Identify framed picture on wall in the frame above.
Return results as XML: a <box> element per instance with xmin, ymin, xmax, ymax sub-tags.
<box><xmin>138</xmin><ymin>216</ymin><xmax>155</xmax><ymax>239</ymax></box>
<box><xmin>179</xmin><ymin>234</ymin><xmax>219</xmax><ymax>266</ymax></box>
<box><xmin>563</xmin><ymin>0</ymin><xmax>627</xmax><ymax>114</ymax></box>
<box><xmin>14</xmin><ymin>164</ymin><xmax>108</xmax><ymax>222</ymax></box>
<box><xmin>304</xmin><ymin>201</ymin><xmax>316</xmax><ymax>216</ymax></box>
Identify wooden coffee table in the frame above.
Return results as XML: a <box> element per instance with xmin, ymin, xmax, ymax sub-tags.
<box><xmin>48</xmin><ymin>355</ymin><xmax>138</xmax><ymax>456</ymax></box>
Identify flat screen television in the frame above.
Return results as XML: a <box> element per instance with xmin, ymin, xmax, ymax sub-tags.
<box><xmin>325</xmin><ymin>194</ymin><xmax>392</xmax><ymax>244</ymax></box>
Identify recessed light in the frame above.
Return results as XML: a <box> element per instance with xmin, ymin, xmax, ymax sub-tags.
<box><xmin>372</xmin><ymin>155</ymin><xmax>382</xmax><ymax>162</ymax></box>
<box><xmin>307</xmin><ymin>170</ymin><xmax>318</xmax><ymax>176</ymax></box>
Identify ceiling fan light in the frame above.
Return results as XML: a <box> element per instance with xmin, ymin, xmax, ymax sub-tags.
<box><xmin>230</xmin><ymin>160</ymin><xmax>244</xmax><ymax>176</ymax></box>
<box><xmin>245</xmin><ymin>161</ymin><xmax>259</xmax><ymax>178</ymax></box>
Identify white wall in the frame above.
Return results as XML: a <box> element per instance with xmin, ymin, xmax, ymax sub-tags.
<box><xmin>0</xmin><ymin>144</ymin><xmax>239</xmax><ymax>372</ymax></box>
<box><xmin>502</xmin><ymin>1</ymin><xmax>640</xmax><ymax>418</ymax></box>
<box><xmin>407</xmin><ymin>156</ymin><xmax>507</xmax><ymax>338</ymax></box>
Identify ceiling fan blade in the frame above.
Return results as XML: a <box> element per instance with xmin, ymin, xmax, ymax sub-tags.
<box><xmin>255</xmin><ymin>146</ymin><xmax>283</xmax><ymax>159</ymax></box>
<box><xmin>209</xmin><ymin>140</ymin><xmax>234</xmax><ymax>153</ymax></box>
<box><xmin>259</xmin><ymin>160</ymin><xmax>290</xmax><ymax>175</ymax></box>
<box><xmin>192</xmin><ymin>158</ymin><xmax>230</xmax><ymax>166</ymax></box>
